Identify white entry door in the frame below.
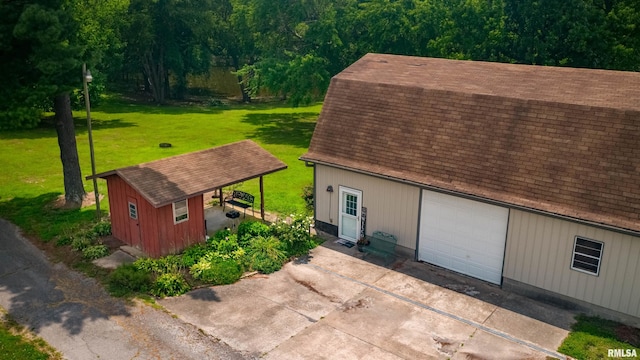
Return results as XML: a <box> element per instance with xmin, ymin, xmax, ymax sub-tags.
<box><xmin>338</xmin><ymin>186</ymin><xmax>362</xmax><ymax>242</ymax></box>
<box><xmin>418</xmin><ymin>190</ymin><xmax>509</xmax><ymax>285</ymax></box>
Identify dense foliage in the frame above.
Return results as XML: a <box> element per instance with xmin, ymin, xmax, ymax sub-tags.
<box><xmin>108</xmin><ymin>218</ymin><xmax>317</xmax><ymax>298</ymax></box>
<box><xmin>2</xmin><ymin>0</ymin><xmax>638</xmax><ymax>114</ymax></box>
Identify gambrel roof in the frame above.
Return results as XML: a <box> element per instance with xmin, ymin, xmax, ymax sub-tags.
<box><xmin>93</xmin><ymin>140</ymin><xmax>287</xmax><ymax>207</ymax></box>
<box><xmin>301</xmin><ymin>53</ymin><xmax>640</xmax><ymax>233</ymax></box>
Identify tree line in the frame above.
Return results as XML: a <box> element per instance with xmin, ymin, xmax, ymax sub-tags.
<box><xmin>1</xmin><ymin>0</ymin><xmax>638</xmax><ymax>206</ymax></box>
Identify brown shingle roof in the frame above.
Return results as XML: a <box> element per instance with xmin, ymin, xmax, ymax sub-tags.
<box><xmin>94</xmin><ymin>140</ymin><xmax>287</xmax><ymax>208</ymax></box>
<box><xmin>301</xmin><ymin>53</ymin><xmax>640</xmax><ymax>233</ymax></box>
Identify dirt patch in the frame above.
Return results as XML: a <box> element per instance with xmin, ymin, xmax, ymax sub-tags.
<box><xmin>340</xmin><ymin>297</ymin><xmax>372</xmax><ymax>312</ymax></box>
<box><xmin>294</xmin><ymin>279</ymin><xmax>340</xmax><ymax>303</ymax></box>
<box><xmin>615</xmin><ymin>324</ymin><xmax>640</xmax><ymax>347</ymax></box>
<box><xmin>433</xmin><ymin>335</ymin><xmax>457</xmax><ymax>356</ymax></box>
<box><xmin>49</xmin><ymin>192</ymin><xmax>103</xmax><ymax>210</ymax></box>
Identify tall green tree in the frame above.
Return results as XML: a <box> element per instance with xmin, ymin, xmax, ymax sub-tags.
<box><xmin>124</xmin><ymin>0</ymin><xmax>217</xmax><ymax>103</ymax></box>
<box><xmin>2</xmin><ymin>0</ymin><xmax>87</xmax><ymax>207</ymax></box>
<box><xmin>237</xmin><ymin>0</ymin><xmax>345</xmax><ymax>105</ymax></box>
<box><xmin>0</xmin><ymin>0</ymin><xmax>125</xmax><ymax>208</ymax></box>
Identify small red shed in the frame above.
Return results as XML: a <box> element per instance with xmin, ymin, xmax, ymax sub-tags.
<box><xmin>91</xmin><ymin>140</ymin><xmax>287</xmax><ymax>257</ymax></box>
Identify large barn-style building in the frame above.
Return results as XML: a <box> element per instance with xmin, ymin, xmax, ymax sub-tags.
<box><xmin>301</xmin><ymin>53</ymin><xmax>640</xmax><ymax>325</ymax></box>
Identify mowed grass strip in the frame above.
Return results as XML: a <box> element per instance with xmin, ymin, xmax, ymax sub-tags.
<box><xmin>558</xmin><ymin>315</ymin><xmax>640</xmax><ymax>360</ymax></box>
<box><xmin>0</xmin><ymin>96</ymin><xmax>321</xmax><ymax>240</ymax></box>
<box><xmin>0</xmin><ymin>308</ymin><xmax>62</xmax><ymax>360</ymax></box>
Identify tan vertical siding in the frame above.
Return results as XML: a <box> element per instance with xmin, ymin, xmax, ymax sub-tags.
<box><xmin>315</xmin><ymin>164</ymin><xmax>420</xmax><ymax>250</ymax></box>
<box><xmin>504</xmin><ymin>209</ymin><xmax>640</xmax><ymax>317</ymax></box>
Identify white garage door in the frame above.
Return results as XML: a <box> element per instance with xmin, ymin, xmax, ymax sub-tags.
<box><xmin>418</xmin><ymin>190</ymin><xmax>509</xmax><ymax>285</ymax></box>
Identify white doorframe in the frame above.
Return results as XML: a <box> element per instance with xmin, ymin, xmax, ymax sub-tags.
<box><xmin>338</xmin><ymin>186</ymin><xmax>362</xmax><ymax>242</ymax></box>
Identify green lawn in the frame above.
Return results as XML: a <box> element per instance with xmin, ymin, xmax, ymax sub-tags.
<box><xmin>0</xmin><ymin>96</ymin><xmax>321</xmax><ymax>240</ymax></box>
<box><xmin>558</xmin><ymin>315</ymin><xmax>640</xmax><ymax>360</ymax></box>
<box><xmin>0</xmin><ymin>308</ymin><xmax>61</xmax><ymax>360</ymax></box>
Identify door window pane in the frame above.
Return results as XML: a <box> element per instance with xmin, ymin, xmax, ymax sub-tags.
<box><xmin>345</xmin><ymin>194</ymin><xmax>358</xmax><ymax>216</ymax></box>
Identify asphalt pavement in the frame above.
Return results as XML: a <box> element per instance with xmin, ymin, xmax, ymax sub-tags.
<box><xmin>0</xmin><ymin>218</ymin><xmax>249</xmax><ymax>360</ymax></box>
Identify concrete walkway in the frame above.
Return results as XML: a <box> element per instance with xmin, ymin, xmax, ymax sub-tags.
<box><xmin>0</xmin><ymin>218</ymin><xmax>248</xmax><ymax>360</ymax></box>
<box><xmin>160</xmin><ymin>241</ymin><xmax>576</xmax><ymax>359</ymax></box>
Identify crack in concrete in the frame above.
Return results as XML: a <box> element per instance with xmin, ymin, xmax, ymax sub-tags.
<box><xmin>306</xmin><ymin>262</ymin><xmax>567</xmax><ymax>360</ymax></box>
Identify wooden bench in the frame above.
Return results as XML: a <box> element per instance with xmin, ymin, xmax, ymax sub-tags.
<box><xmin>223</xmin><ymin>190</ymin><xmax>255</xmax><ymax>218</ymax></box>
<box><xmin>362</xmin><ymin>231</ymin><xmax>397</xmax><ymax>265</ymax></box>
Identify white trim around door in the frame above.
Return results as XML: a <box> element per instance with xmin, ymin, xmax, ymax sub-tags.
<box><xmin>338</xmin><ymin>186</ymin><xmax>362</xmax><ymax>242</ymax></box>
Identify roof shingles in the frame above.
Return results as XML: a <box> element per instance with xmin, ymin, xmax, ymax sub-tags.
<box><xmin>301</xmin><ymin>54</ymin><xmax>640</xmax><ymax>233</ymax></box>
<box><xmin>95</xmin><ymin>140</ymin><xmax>287</xmax><ymax>208</ymax></box>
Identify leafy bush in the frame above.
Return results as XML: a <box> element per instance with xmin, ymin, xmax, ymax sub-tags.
<box><xmin>190</xmin><ymin>255</ymin><xmax>243</xmax><ymax>285</ymax></box>
<box><xmin>71</xmin><ymin>237</ymin><xmax>91</xmax><ymax>251</ymax></box>
<box><xmin>237</xmin><ymin>221</ymin><xmax>271</xmax><ymax>247</ymax></box>
<box><xmin>92</xmin><ymin>221</ymin><xmax>112</xmax><ymax>236</ymax></box>
<box><xmin>211</xmin><ymin>228</ymin><xmax>232</xmax><ymax>242</ymax></box>
<box><xmin>133</xmin><ymin>258</ymin><xmax>156</xmax><ymax>273</ymax></box>
<box><xmin>56</xmin><ymin>235</ymin><xmax>74</xmax><ymax>247</ymax></box>
<box><xmin>272</xmin><ymin>214</ymin><xmax>315</xmax><ymax>257</ymax></box>
<box><xmin>181</xmin><ymin>243</ymin><xmax>209</xmax><ymax>267</ymax></box>
<box><xmin>301</xmin><ymin>184</ymin><xmax>314</xmax><ymax>212</ymax></box>
<box><xmin>246</xmin><ymin>236</ymin><xmax>287</xmax><ymax>274</ymax></box>
<box><xmin>107</xmin><ymin>264</ymin><xmax>152</xmax><ymax>297</ymax></box>
<box><xmin>134</xmin><ymin>255</ymin><xmax>182</xmax><ymax>275</ymax></box>
<box><xmin>151</xmin><ymin>273</ymin><xmax>191</xmax><ymax>297</ymax></box>
<box><xmin>82</xmin><ymin>245</ymin><xmax>109</xmax><ymax>259</ymax></box>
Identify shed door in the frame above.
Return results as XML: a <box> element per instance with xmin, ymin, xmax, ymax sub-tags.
<box><xmin>418</xmin><ymin>190</ymin><xmax>508</xmax><ymax>285</ymax></box>
<box><xmin>127</xmin><ymin>197</ymin><xmax>141</xmax><ymax>247</ymax></box>
<box><xmin>338</xmin><ymin>186</ymin><xmax>362</xmax><ymax>242</ymax></box>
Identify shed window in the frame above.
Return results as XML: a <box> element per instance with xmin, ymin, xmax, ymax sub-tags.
<box><xmin>173</xmin><ymin>199</ymin><xmax>189</xmax><ymax>224</ymax></box>
<box><xmin>571</xmin><ymin>236</ymin><xmax>603</xmax><ymax>275</ymax></box>
<box><xmin>128</xmin><ymin>202</ymin><xmax>137</xmax><ymax>219</ymax></box>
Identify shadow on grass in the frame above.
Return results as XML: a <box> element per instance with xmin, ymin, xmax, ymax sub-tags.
<box><xmin>241</xmin><ymin>112</ymin><xmax>317</xmax><ymax>148</ymax></box>
<box><xmin>0</xmin><ymin>193</ymin><xmax>131</xmax><ymax>336</ymax></box>
<box><xmin>94</xmin><ymin>97</ymin><xmax>226</xmax><ymax>115</ymax></box>
<box><xmin>0</xmin><ymin>117</ymin><xmax>136</xmax><ymax>140</ymax></box>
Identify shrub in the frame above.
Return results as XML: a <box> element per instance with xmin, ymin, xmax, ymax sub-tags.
<box><xmin>247</xmin><ymin>236</ymin><xmax>287</xmax><ymax>274</ymax></box>
<box><xmin>133</xmin><ymin>258</ymin><xmax>156</xmax><ymax>273</ymax></box>
<box><xmin>153</xmin><ymin>255</ymin><xmax>183</xmax><ymax>274</ymax></box>
<box><xmin>56</xmin><ymin>235</ymin><xmax>74</xmax><ymax>247</ymax></box>
<box><xmin>151</xmin><ymin>273</ymin><xmax>191</xmax><ymax>297</ymax></box>
<box><xmin>237</xmin><ymin>221</ymin><xmax>271</xmax><ymax>247</ymax></box>
<box><xmin>92</xmin><ymin>221</ymin><xmax>112</xmax><ymax>236</ymax></box>
<box><xmin>107</xmin><ymin>264</ymin><xmax>152</xmax><ymax>297</ymax></box>
<box><xmin>211</xmin><ymin>228</ymin><xmax>232</xmax><ymax>242</ymax></box>
<box><xmin>301</xmin><ymin>184</ymin><xmax>314</xmax><ymax>212</ymax></box>
<box><xmin>70</xmin><ymin>237</ymin><xmax>91</xmax><ymax>251</ymax></box>
<box><xmin>181</xmin><ymin>243</ymin><xmax>209</xmax><ymax>267</ymax></box>
<box><xmin>215</xmin><ymin>237</ymin><xmax>241</xmax><ymax>255</ymax></box>
<box><xmin>82</xmin><ymin>245</ymin><xmax>109</xmax><ymax>259</ymax></box>
<box><xmin>134</xmin><ymin>255</ymin><xmax>182</xmax><ymax>275</ymax></box>
<box><xmin>190</xmin><ymin>256</ymin><xmax>243</xmax><ymax>285</ymax></box>
<box><xmin>272</xmin><ymin>214</ymin><xmax>315</xmax><ymax>257</ymax></box>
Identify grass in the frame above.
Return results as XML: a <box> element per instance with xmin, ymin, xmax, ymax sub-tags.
<box><xmin>0</xmin><ymin>308</ymin><xmax>62</xmax><ymax>360</ymax></box>
<box><xmin>0</xmin><ymin>95</ymin><xmax>321</xmax><ymax>240</ymax></box>
<box><xmin>558</xmin><ymin>315</ymin><xmax>640</xmax><ymax>360</ymax></box>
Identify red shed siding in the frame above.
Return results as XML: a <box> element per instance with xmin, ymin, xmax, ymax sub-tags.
<box><xmin>105</xmin><ymin>175</ymin><xmax>206</xmax><ymax>257</ymax></box>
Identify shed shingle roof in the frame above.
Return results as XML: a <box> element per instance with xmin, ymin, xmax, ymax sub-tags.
<box><xmin>94</xmin><ymin>140</ymin><xmax>287</xmax><ymax>208</ymax></box>
<box><xmin>301</xmin><ymin>53</ymin><xmax>640</xmax><ymax>233</ymax></box>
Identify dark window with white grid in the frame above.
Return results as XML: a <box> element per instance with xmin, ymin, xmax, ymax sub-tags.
<box><xmin>571</xmin><ymin>237</ymin><xmax>603</xmax><ymax>275</ymax></box>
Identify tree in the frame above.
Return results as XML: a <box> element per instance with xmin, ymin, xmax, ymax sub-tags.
<box><xmin>236</xmin><ymin>0</ymin><xmax>345</xmax><ymax>105</ymax></box>
<box><xmin>4</xmin><ymin>0</ymin><xmax>87</xmax><ymax>207</ymax></box>
<box><xmin>123</xmin><ymin>0</ymin><xmax>217</xmax><ymax>103</ymax></box>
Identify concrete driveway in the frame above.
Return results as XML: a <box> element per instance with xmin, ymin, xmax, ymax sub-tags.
<box><xmin>160</xmin><ymin>241</ymin><xmax>575</xmax><ymax>359</ymax></box>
